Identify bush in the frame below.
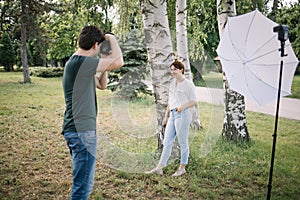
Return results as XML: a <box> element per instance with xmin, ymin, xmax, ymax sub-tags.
<box><xmin>30</xmin><ymin>67</ymin><xmax>64</xmax><ymax>78</ymax></box>
<box><xmin>296</xmin><ymin>65</ymin><xmax>300</xmax><ymax>75</ymax></box>
<box><xmin>0</xmin><ymin>33</ymin><xmax>16</xmax><ymax>72</ymax></box>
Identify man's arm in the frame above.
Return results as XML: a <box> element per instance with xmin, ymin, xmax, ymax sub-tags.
<box><xmin>95</xmin><ymin>71</ymin><xmax>108</xmax><ymax>90</ymax></box>
<box><xmin>97</xmin><ymin>34</ymin><xmax>124</xmax><ymax>72</ymax></box>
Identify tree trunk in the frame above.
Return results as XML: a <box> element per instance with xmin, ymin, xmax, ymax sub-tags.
<box><xmin>141</xmin><ymin>0</ymin><xmax>174</xmax><ymax>149</ymax></box>
<box><xmin>270</xmin><ymin>0</ymin><xmax>278</xmax><ymax>21</ymax></box>
<box><xmin>176</xmin><ymin>0</ymin><xmax>202</xmax><ymax>129</ymax></box>
<box><xmin>272</xmin><ymin>0</ymin><xmax>278</xmax><ymax>13</ymax></box>
<box><xmin>21</xmin><ymin>0</ymin><xmax>31</xmax><ymax>83</ymax></box>
<box><xmin>217</xmin><ymin>0</ymin><xmax>250</xmax><ymax>141</ymax></box>
<box><xmin>193</xmin><ymin>59</ymin><xmax>204</xmax><ymax>81</ymax></box>
<box><xmin>176</xmin><ymin>0</ymin><xmax>191</xmax><ymax>80</ymax></box>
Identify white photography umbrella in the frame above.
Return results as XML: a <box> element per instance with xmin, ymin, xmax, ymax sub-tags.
<box><xmin>216</xmin><ymin>9</ymin><xmax>298</xmax><ymax>106</ymax></box>
<box><xmin>216</xmin><ymin>9</ymin><xmax>299</xmax><ymax>199</ymax></box>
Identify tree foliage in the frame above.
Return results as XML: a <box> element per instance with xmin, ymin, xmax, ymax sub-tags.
<box><xmin>114</xmin><ymin>0</ymin><xmax>143</xmax><ymax>37</ymax></box>
<box><xmin>43</xmin><ymin>0</ymin><xmax>114</xmax><ymax>66</ymax></box>
<box><xmin>187</xmin><ymin>0</ymin><xmax>218</xmax><ymax>60</ymax></box>
<box><xmin>108</xmin><ymin>30</ymin><xmax>151</xmax><ymax>99</ymax></box>
<box><xmin>0</xmin><ymin>0</ymin><xmax>298</xmax><ymax>75</ymax></box>
<box><xmin>275</xmin><ymin>2</ymin><xmax>300</xmax><ymax>73</ymax></box>
<box><xmin>236</xmin><ymin>0</ymin><xmax>268</xmax><ymax>14</ymax></box>
<box><xmin>0</xmin><ymin>32</ymin><xmax>15</xmax><ymax>71</ymax></box>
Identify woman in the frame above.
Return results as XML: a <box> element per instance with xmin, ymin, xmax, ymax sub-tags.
<box><xmin>146</xmin><ymin>60</ymin><xmax>197</xmax><ymax>177</ymax></box>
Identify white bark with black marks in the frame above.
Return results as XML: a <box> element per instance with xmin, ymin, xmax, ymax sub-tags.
<box><xmin>141</xmin><ymin>0</ymin><xmax>174</xmax><ymax>149</ymax></box>
<box><xmin>217</xmin><ymin>0</ymin><xmax>250</xmax><ymax>141</ymax></box>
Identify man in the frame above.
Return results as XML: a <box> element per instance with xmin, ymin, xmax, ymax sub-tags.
<box><xmin>62</xmin><ymin>25</ymin><xmax>123</xmax><ymax>199</ymax></box>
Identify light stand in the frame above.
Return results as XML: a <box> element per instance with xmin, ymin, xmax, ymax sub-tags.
<box><xmin>267</xmin><ymin>24</ymin><xmax>289</xmax><ymax>200</ymax></box>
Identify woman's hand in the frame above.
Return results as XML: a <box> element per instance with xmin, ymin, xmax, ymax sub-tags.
<box><xmin>176</xmin><ymin>107</ymin><xmax>183</xmax><ymax>112</ymax></box>
<box><xmin>178</xmin><ymin>101</ymin><xmax>196</xmax><ymax>112</ymax></box>
<box><xmin>162</xmin><ymin>117</ymin><xmax>168</xmax><ymax>126</ymax></box>
<box><xmin>162</xmin><ymin>105</ymin><xmax>170</xmax><ymax>126</ymax></box>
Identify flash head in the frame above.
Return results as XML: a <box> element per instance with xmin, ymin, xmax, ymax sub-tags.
<box><xmin>273</xmin><ymin>24</ymin><xmax>289</xmax><ymax>42</ymax></box>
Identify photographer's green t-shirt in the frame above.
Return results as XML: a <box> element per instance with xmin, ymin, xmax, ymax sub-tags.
<box><xmin>62</xmin><ymin>55</ymin><xmax>99</xmax><ymax>134</ymax></box>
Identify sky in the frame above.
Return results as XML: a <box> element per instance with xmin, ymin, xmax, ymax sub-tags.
<box><xmin>282</xmin><ymin>0</ymin><xmax>298</xmax><ymax>4</ymax></box>
<box><xmin>272</xmin><ymin>0</ymin><xmax>299</xmax><ymax>7</ymax></box>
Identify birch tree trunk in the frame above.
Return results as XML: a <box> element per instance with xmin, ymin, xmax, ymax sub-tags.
<box><xmin>176</xmin><ymin>0</ymin><xmax>202</xmax><ymax>129</ymax></box>
<box><xmin>141</xmin><ymin>0</ymin><xmax>174</xmax><ymax>149</ymax></box>
<box><xmin>175</xmin><ymin>0</ymin><xmax>191</xmax><ymax>80</ymax></box>
<box><xmin>217</xmin><ymin>0</ymin><xmax>250</xmax><ymax>141</ymax></box>
<box><xmin>21</xmin><ymin>0</ymin><xmax>31</xmax><ymax>83</ymax></box>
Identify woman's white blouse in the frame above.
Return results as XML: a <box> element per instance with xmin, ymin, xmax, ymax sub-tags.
<box><xmin>168</xmin><ymin>78</ymin><xmax>197</xmax><ymax>110</ymax></box>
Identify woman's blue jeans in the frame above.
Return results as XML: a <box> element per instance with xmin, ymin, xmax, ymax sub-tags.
<box><xmin>64</xmin><ymin>130</ymin><xmax>97</xmax><ymax>200</ymax></box>
<box><xmin>159</xmin><ymin>109</ymin><xmax>192</xmax><ymax>167</ymax></box>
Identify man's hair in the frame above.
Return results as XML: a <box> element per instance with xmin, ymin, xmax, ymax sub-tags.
<box><xmin>78</xmin><ymin>25</ymin><xmax>105</xmax><ymax>50</ymax></box>
<box><xmin>170</xmin><ymin>60</ymin><xmax>185</xmax><ymax>74</ymax></box>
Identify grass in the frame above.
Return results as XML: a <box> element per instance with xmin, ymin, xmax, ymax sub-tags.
<box><xmin>194</xmin><ymin>72</ymin><xmax>223</xmax><ymax>88</ymax></box>
<box><xmin>0</xmin><ymin>72</ymin><xmax>299</xmax><ymax>200</ymax></box>
<box><xmin>290</xmin><ymin>75</ymin><xmax>300</xmax><ymax>99</ymax></box>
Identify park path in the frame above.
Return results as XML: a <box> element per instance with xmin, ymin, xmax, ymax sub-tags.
<box><xmin>143</xmin><ymin>80</ymin><xmax>300</xmax><ymax>121</ymax></box>
<box><xmin>195</xmin><ymin>87</ymin><xmax>300</xmax><ymax>121</ymax></box>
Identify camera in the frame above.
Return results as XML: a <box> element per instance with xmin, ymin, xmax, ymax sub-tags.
<box><xmin>273</xmin><ymin>24</ymin><xmax>289</xmax><ymax>42</ymax></box>
<box><xmin>99</xmin><ymin>40</ymin><xmax>111</xmax><ymax>55</ymax></box>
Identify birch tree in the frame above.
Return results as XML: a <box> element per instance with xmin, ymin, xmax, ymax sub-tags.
<box><xmin>176</xmin><ymin>0</ymin><xmax>191</xmax><ymax>80</ymax></box>
<box><xmin>141</xmin><ymin>0</ymin><xmax>174</xmax><ymax>149</ymax></box>
<box><xmin>217</xmin><ymin>0</ymin><xmax>250</xmax><ymax>141</ymax></box>
<box><xmin>176</xmin><ymin>0</ymin><xmax>201</xmax><ymax>129</ymax></box>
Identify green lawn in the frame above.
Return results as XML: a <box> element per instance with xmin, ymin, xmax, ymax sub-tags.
<box><xmin>194</xmin><ymin>72</ymin><xmax>224</xmax><ymax>88</ymax></box>
<box><xmin>290</xmin><ymin>75</ymin><xmax>300</xmax><ymax>99</ymax></box>
<box><xmin>0</xmin><ymin>72</ymin><xmax>299</xmax><ymax>200</ymax></box>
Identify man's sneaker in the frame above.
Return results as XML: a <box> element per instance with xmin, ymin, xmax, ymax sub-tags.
<box><xmin>172</xmin><ymin>168</ymin><xmax>186</xmax><ymax>177</ymax></box>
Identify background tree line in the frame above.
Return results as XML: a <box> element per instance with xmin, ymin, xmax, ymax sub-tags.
<box><xmin>0</xmin><ymin>0</ymin><xmax>298</xmax><ymax>76</ymax></box>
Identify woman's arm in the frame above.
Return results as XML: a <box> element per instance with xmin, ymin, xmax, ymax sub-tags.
<box><xmin>162</xmin><ymin>105</ymin><xmax>170</xmax><ymax>126</ymax></box>
<box><xmin>177</xmin><ymin>81</ymin><xmax>197</xmax><ymax>112</ymax></box>
<box><xmin>176</xmin><ymin>100</ymin><xmax>197</xmax><ymax>112</ymax></box>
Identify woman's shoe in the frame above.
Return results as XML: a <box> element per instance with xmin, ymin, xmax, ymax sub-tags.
<box><xmin>145</xmin><ymin>168</ymin><xmax>163</xmax><ymax>175</ymax></box>
<box><xmin>172</xmin><ymin>168</ymin><xmax>186</xmax><ymax>177</ymax></box>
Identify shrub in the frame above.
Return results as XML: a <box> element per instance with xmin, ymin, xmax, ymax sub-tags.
<box><xmin>0</xmin><ymin>33</ymin><xmax>16</xmax><ymax>72</ymax></box>
<box><xmin>30</xmin><ymin>67</ymin><xmax>64</xmax><ymax>78</ymax></box>
<box><xmin>296</xmin><ymin>65</ymin><xmax>300</xmax><ymax>75</ymax></box>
